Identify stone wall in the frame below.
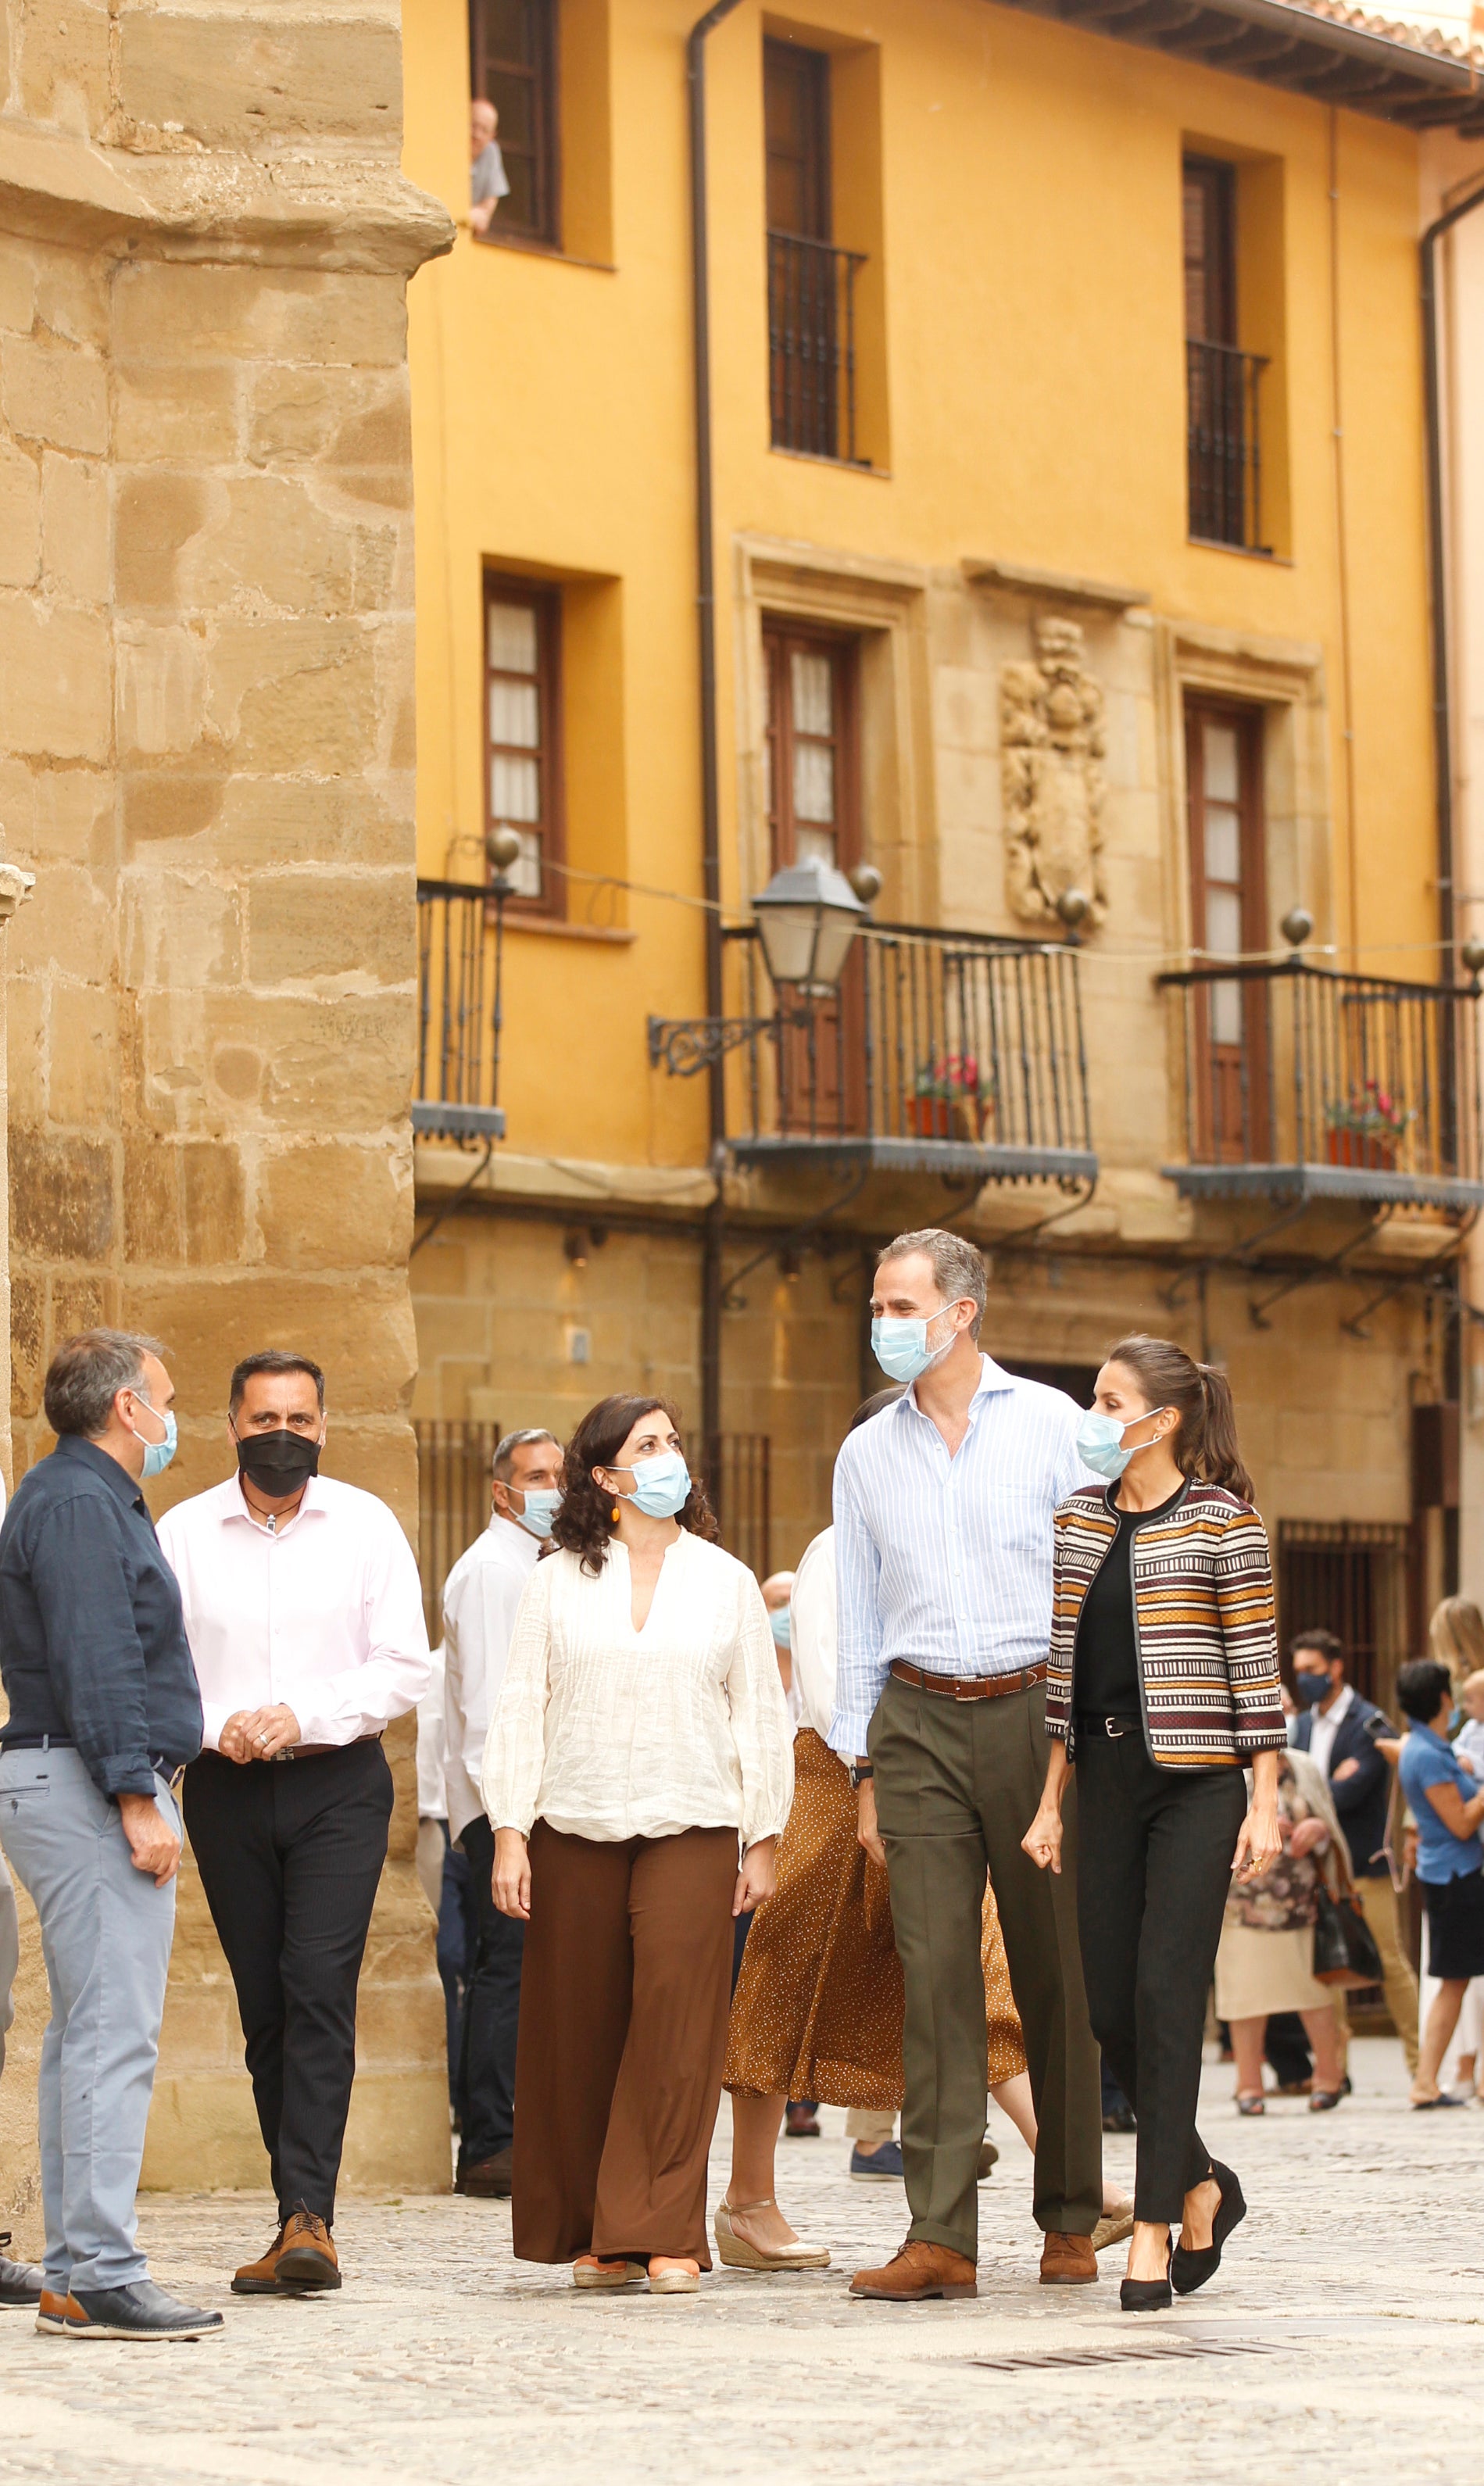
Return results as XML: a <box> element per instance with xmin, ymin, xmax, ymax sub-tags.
<box><xmin>1</xmin><ymin>0</ymin><xmax>453</xmax><ymax>2223</ymax></box>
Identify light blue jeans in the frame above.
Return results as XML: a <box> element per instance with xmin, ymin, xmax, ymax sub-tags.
<box><xmin>0</xmin><ymin>1744</ymin><xmax>178</xmax><ymax>2293</ymax></box>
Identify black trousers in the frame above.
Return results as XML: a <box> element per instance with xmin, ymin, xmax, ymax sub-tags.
<box><xmin>457</xmin><ymin>1812</ymin><xmax>525</xmax><ymax>2167</ymax></box>
<box><xmin>183</xmin><ymin>1743</ymin><xmax>393</xmax><ymax>2225</ymax></box>
<box><xmin>1075</xmin><ymin>1731</ymin><xmax>1246</xmax><ymax>2223</ymax></box>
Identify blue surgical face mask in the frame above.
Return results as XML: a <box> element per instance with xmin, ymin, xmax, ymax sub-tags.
<box><xmin>1293</xmin><ymin>1670</ymin><xmax>1329</xmax><ymax>1710</ymax></box>
<box><xmin>511</xmin><ymin>1486</ymin><xmax>561</xmax><ymax>1541</ymax></box>
<box><xmin>1449</xmin><ymin>1704</ymin><xmax>1464</xmax><ymax>1736</ymax></box>
<box><xmin>618</xmin><ymin>1448</ymin><xmax>692</xmax><ymax>1522</ymax></box>
<box><xmin>871</xmin><ymin>1310</ymin><xmax>957</xmax><ymax>1386</ymax></box>
<box><xmin>130</xmin><ymin>1396</ymin><xmax>177</xmax><ymax>1481</ymax></box>
<box><xmin>1075</xmin><ymin>1405</ymin><xmax>1171</xmax><ymax>1483</ymax></box>
<box><xmin>770</xmin><ymin>1608</ymin><xmax>792</xmax><ymax>1651</ymax></box>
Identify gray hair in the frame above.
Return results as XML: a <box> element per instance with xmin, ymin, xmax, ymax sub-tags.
<box><xmin>44</xmin><ymin>1329</ymin><xmax>166</xmax><ymax>1439</ymax></box>
<box><xmin>877</xmin><ymin>1228</ymin><xmax>987</xmax><ymax>1340</ymax></box>
<box><xmin>492</xmin><ymin>1426</ymin><xmax>561</xmax><ymax>1483</ymax></box>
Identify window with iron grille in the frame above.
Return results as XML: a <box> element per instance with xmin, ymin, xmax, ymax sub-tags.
<box><xmin>1182</xmin><ymin>152</ymin><xmax>1268</xmax><ymax>553</ymax></box>
<box><xmin>485</xmin><ymin>573</ymin><xmax>563</xmax><ymax>913</ymax></box>
<box><xmin>763</xmin><ymin>39</ymin><xmax>867</xmax><ymax>465</ymax></box>
<box><xmin>470</xmin><ymin>0</ymin><xmax>557</xmax><ymax>244</ymax></box>
<box><xmin>1277</xmin><ymin>1519</ymin><xmax>1411</xmax><ymax>1714</ymax></box>
<box><xmin>415</xmin><ymin>1419</ymin><xmax>501</xmax><ymax>1643</ymax></box>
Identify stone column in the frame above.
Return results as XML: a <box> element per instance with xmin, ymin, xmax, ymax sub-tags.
<box><xmin>1</xmin><ymin>0</ymin><xmax>453</xmax><ymax>2202</ymax></box>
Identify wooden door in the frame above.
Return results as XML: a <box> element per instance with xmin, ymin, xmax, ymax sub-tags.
<box><xmin>763</xmin><ymin>625</ymin><xmax>863</xmax><ymax>1136</ymax></box>
<box><xmin>1186</xmin><ymin>703</ymin><xmax>1267</xmax><ymax>1161</ymax></box>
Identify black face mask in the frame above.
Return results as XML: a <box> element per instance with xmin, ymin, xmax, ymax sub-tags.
<box><xmin>235</xmin><ymin>1428</ymin><xmax>321</xmax><ymax>1494</ymax></box>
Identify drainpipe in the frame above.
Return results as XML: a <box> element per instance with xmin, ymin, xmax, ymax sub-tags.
<box><xmin>688</xmin><ymin>0</ymin><xmax>744</xmax><ymax>1503</ymax></box>
<box><xmin>1420</xmin><ymin>177</ymin><xmax>1484</xmax><ymax>1541</ymax></box>
<box><xmin>1421</xmin><ymin>177</ymin><xmax>1484</xmax><ymax>971</ymax></box>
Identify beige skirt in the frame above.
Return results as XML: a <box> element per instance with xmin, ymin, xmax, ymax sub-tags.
<box><xmin>1214</xmin><ymin>1921</ymin><xmax>1331</xmax><ymax>2021</ymax></box>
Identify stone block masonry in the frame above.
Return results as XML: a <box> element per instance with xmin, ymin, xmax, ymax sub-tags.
<box><xmin>0</xmin><ymin>0</ymin><xmax>455</xmax><ymax>2231</ymax></box>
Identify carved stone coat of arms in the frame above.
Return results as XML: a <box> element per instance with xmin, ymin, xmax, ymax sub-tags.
<box><xmin>1001</xmin><ymin>618</ymin><xmax>1108</xmax><ymax>931</ymax></box>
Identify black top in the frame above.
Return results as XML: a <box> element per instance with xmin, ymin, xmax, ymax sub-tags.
<box><xmin>0</xmin><ymin>1436</ymin><xmax>202</xmax><ymax>1797</ymax></box>
<box><xmin>1073</xmin><ymin>1479</ymin><xmax>1186</xmax><ymax>1723</ymax></box>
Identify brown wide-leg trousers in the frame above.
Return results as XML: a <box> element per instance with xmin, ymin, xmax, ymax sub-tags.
<box><xmin>511</xmin><ymin>1818</ymin><xmax>738</xmax><ymax>2267</ymax></box>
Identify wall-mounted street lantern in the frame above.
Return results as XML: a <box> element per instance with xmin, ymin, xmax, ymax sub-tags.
<box><xmin>648</xmin><ymin>857</ymin><xmax>880</xmax><ymax>1077</ymax></box>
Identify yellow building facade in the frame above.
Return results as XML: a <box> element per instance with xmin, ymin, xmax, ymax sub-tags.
<box><xmin>402</xmin><ymin>0</ymin><xmax>1484</xmax><ymax>1707</ymax></box>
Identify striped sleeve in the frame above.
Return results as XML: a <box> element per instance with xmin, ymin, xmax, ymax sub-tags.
<box><xmin>1214</xmin><ymin>1505</ymin><xmax>1288</xmax><ymax>1755</ymax></box>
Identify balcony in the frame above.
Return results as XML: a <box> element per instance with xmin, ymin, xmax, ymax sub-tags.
<box><xmin>767</xmin><ymin>231</ymin><xmax>867</xmax><ymax>465</ymax></box>
<box><xmin>1159</xmin><ymin>958</ymin><xmax>1484</xmax><ymax>1212</ymax></box>
<box><xmin>717</xmin><ymin>921</ymin><xmax>1096</xmax><ymax>1187</ymax></box>
<box><xmin>1186</xmin><ymin>340</ymin><xmax>1269</xmax><ymax>553</ymax></box>
<box><xmin>414</xmin><ymin>879</ymin><xmax>507</xmax><ymax>1143</ymax></box>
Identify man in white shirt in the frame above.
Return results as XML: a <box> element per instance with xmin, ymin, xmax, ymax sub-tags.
<box><xmin>831</xmin><ymin>1229</ymin><xmax>1102</xmax><ymax>2302</ymax></box>
<box><xmin>443</xmin><ymin>1425</ymin><xmax>563</xmax><ymax>2198</ymax></box>
<box><xmin>158</xmin><ymin>1350</ymin><xmax>430</xmax><ymax>2296</ymax></box>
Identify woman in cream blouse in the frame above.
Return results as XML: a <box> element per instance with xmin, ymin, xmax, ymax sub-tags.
<box><xmin>481</xmin><ymin>1393</ymin><xmax>792</xmax><ymax>2295</ymax></box>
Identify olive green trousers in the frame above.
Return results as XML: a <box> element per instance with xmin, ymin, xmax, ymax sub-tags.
<box><xmin>870</xmin><ymin>1672</ymin><xmax>1102</xmax><ymax>2262</ymax></box>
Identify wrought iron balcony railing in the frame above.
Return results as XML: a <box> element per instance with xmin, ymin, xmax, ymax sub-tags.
<box><xmin>720</xmin><ymin>921</ymin><xmax>1096</xmax><ymax>1187</ymax></box>
<box><xmin>767</xmin><ymin>231</ymin><xmax>867</xmax><ymax>465</ymax></box>
<box><xmin>1186</xmin><ymin>338</ymin><xmax>1269</xmax><ymax>553</ymax></box>
<box><xmin>1158</xmin><ymin>957</ymin><xmax>1484</xmax><ymax>1210</ymax></box>
<box><xmin>414</xmin><ymin>878</ymin><xmax>509</xmax><ymax>1143</ymax></box>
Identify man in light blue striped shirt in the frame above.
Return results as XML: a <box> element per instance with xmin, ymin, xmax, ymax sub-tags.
<box><xmin>831</xmin><ymin>1227</ymin><xmax>1103</xmax><ymax>2302</ymax></box>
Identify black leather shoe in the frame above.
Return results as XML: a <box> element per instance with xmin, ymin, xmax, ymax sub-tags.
<box><xmin>1120</xmin><ymin>2234</ymin><xmax>1171</xmax><ymax>2312</ymax></box>
<box><xmin>68</xmin><ymin>2279</ymin><xmax>223</xmax><ymax>2338</ymax></box>
<box><xmin>1171</xmin><ymin>2161</ymin><xmax>1246</xmax><ymax>2296</ymax></box>
<box><xmin>0</xmin><ymin>2234</ymin><xmax>45</xmax><ymax>2307</ymax></box>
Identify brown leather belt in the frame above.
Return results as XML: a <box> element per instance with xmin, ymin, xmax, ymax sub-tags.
<box><xmin>889</xmin><ymin>1660</ymin><xmax>1047</xmax><ymax>1702</ymax></box>
<box><xmin>267</xmin><ymin>1733</ymin><xmax>384</xmax><ymax>1764</ymax></box>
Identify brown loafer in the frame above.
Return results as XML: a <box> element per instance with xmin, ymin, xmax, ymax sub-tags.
<box><xmin>232</xmin><ymin>2225</ymin><xmax>288</xmax><ymax>2295</ymax></box>
<box><xmin>456</xmin><ymin>2148</ymin><xmax>513</xmax><ymax>2198</ymax></box>
<box><xmin>275</xmin><ymin>2209</ymin><xmax>341</xmax><ymax>2291</ymax></box>
<box><xmin>850</xmin><ymin>2238</ymin><xmax>978</xmax><ymax>2301</ymax></box>
<box><xmin>1039</xmin><ymin>2230</ymin><xmax>1097</xmax><ymax>2284</ymax></box>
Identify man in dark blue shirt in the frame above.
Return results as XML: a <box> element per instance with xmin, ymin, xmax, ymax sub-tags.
<box><xmin>0</xmin><ymin>1329</ymin><xmax>220</xmax><ymax>2342</ymax></box>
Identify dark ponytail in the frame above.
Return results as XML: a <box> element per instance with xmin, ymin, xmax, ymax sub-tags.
<box><xmin>1103</xmin><ymin>1334</ymin><xmax>1255</xmax><ymax>1506</ymax></box>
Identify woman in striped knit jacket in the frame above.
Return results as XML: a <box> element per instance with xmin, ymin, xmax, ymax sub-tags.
<box><xmin>1021</xmin><ymin>1336</ymin><xmax>1287</xmax><ymax>2313</ymax></box>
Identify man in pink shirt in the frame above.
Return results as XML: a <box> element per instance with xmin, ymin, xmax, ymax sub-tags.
<box><xmin>158</xmin><ymin>1350</ymin><xmax>429</xmax><ymax>2297</ymax></box>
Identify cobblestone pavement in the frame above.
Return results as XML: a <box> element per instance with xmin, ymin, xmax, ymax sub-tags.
<box><xmin>2</xmin><ymin>2039</ymin><xmax>1479</xmax><ymax>2484</ymax></box>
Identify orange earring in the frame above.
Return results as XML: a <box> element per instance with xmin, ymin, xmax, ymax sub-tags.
<box><xmin>611</xmin><ymin>1504</ymin><xmax>620</xmax><ymax>1524</ymax></box>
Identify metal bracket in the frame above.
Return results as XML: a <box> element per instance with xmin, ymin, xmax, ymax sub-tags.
<box><xmin>1246</xmin><ymin>1214</ymin><xmax>1386</xmax><ymax>1329</ymax></box>
<box><xmin>1340</xmin><ymin>1206</ymin><xmax>1479</xmax><ymax>1339</ymax></box>
<box><xmin>647</xmin><ymin>1014</ymin><xmax>783</xmax><ymax>1076</ymax></box>
<box><xmin>720</xmin><ymin>1167</ymin><xmax>871</xmax><ymax>1312</ymax></box>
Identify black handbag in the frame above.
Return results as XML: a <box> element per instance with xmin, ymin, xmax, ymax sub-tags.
<box><xmin>1312</xmin><ymin>1873</ymin><xmax>1385</xmax><ymax>1990</ymax></box>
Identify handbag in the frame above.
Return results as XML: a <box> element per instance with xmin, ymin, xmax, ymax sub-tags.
<box><xmin>1312</xmin><ymin>1868</ymin><xmax>1385</xmax><ymax>1990</ymax></box>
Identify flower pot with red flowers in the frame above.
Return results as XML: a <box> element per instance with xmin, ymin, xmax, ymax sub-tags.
<box><xmin>1323</xmin><ymin>1082</ymin><xmax>1412</xmax><ymax>1171</ymax></box>
<box><xmin>909</xmin><ymin>1052</ymin><xmax>994</xmax><ymax>1141</ymax></box>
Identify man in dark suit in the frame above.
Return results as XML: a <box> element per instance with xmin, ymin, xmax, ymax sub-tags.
<box><xmin>1290</xmin><ymin>1628</ymin><xmax>1418</xmax><ymax>2076</ymax></box>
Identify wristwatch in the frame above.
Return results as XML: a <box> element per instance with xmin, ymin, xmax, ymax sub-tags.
<box><xmin>847</xmin><ymin>1760</ymin><xmax>874</xmax><ymax>1790</ymax></box>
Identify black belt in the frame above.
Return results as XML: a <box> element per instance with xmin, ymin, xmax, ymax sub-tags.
<box><xmin>0</xmin><ymin>1733</ymin><xmax>180</xmax><ymax>1776</ymax></box>
<box><xmin>1074</xmin><ymin>1712</ymin><xmax>1143</xmax><ymax>1740</ymax></box>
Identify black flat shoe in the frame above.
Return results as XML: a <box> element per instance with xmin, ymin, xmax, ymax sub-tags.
<box><xmin>1171</xmin><ymin>2161</ymin><xmax>1246</xmax><ymax>2296</ymax></box>
<box><xmin>1120</xmin><ymin>2234</ymin><xmax>1171</xmax><ymax>2312</ymax></box>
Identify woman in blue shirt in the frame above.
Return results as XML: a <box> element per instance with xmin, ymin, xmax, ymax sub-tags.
<box><xmin>1396</xmin><ymin>1658</ymin><xmax>1484</xmax><ymax>2107</ymax></box>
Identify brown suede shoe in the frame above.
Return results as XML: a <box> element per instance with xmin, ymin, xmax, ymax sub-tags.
<box><xmin>456</xmin><ymin>2148</ymin><xmax>513</xmax><ymax>2198</ymax></box>
<box><xmin>275</xmin><ymin>2209</ymin><xmax>341</xmax><ymax>2291</ymax></box>
<box><xmin>850</xmin><ymin>2239</ymin><xmax>978</xmax><ymax>2302</ymax></box>
<box><xmin>1039</xmin><ymin>2230</ymin><xmax>1097</xmax><ymax>2284</ymax></box>
<box><xmin>231</xmin><ymin>2225</ymin><xmax>288</xmax><ymax>2296</ymax></box>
